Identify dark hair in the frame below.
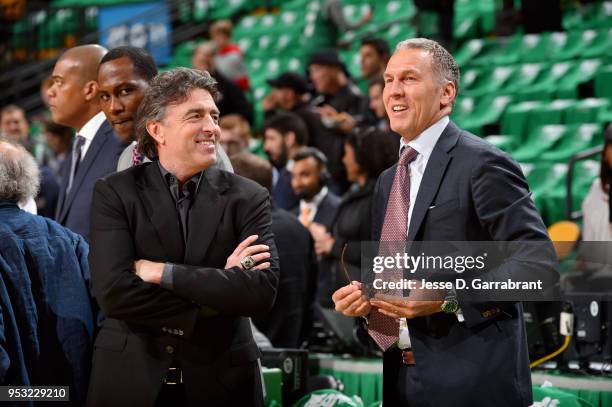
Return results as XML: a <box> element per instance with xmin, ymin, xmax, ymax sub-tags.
<box><xmin>99</xmin><ymin>46</ymin><xmax>158</xmax><ymax>81</ymax></box>
<box><xmin>293</xmin><ymin>146</ymin><xmax>328</xmax><ymax>169</ymax></box>
<box><xmin>262</xmin><ymin>112</ymin><xmax>309</xmax><ymax>146</ymax></box>
<box><xmin>0</xmin><ymin>104</ymin><xmax>25</xmax><ymax>121</ymax></box>
<box><xmin>601</xmin><ymin>124</ymin><xmax>612</xmax><ymax>193</ymax></box>
<box><xmin>136</xmin><ymin>68</ymin><xmax>218</xmax><ymax>159</ymax></box>
<box><xmin>230</xmin><ymin>152</ymin><xmax>273</xmax><ymax>193</ymax></box>
<box><xmin>44</xmin><ymin>120</ymin><xmax>73</xmax><ymax>141</ymax></box>
<box><xmin>347</xmin><ymin>127</ymin><xmax>398</xmax><ymax>179</ymax></box>
<box><xmin>368</xmin><ymin>75</ymin><xmax>385</xmax><ymax>90</ymax></box>
<box><xmin>361</xmin><ymin>37</ymin><xmax>391</xmax><ymax>60</ymax></box>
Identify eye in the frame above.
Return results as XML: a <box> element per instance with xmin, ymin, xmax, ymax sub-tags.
<box><xmin>99</xmin><ymin>93</ymin><xmax>109</xmax><ymax>101</ymax></box>
<box><xmin>211</xmin><ymin>114</ymin><xmax>220</xmax><ymax>123</ymax></box>
<box><xmin>119</xmin><ymin>89</ymin><xmax>130</xmax><ymax>96</ymax></box>
<box><xmin>187</xmin><ymin>113</ymin><xmax>201</xmax><ymax>120</ymax></box>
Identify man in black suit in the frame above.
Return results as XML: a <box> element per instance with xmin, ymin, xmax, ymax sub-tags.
<box><xmin>48</xmin><ymin>44</ymin><xmax>126</xmax><ymax>241</ymax></box>
<box><xmin>332</xmin><ymin>38</ymin><xmax>557</xmax><ymax>406</ymax></box>
<box><xmin>263</xmin><ymin>112</ymin><xmax>309</xmax><ymax>211</ymax></box>
<box><xmin>291</xmin><ymin>147</ymin><xmax>341</xmax><ymax>308</ymax></box>
<box><xmin>87</xmin><ymin>68</ymin><xmax>279</xmax><ymax>406</ymax></box>
<box><xmin>231</xmin><ymin>151</ymin><xmax>318</xmax><ymax>348</ymax></box>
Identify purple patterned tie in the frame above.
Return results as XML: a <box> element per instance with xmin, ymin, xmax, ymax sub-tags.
<box><xmin>368</xmin><ymin>146</ymin><xmax>418</xmax><ymax>351</ymax></box>
<box><xmin>132</xmin><ymin>146</ymin><xmax>144</xmax><ymax>166</ymax></box>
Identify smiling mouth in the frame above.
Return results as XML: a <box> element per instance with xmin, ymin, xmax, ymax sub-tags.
<box><xmin>391</xmin><ymin>105</ymin><xmax>408</xmax><ymax>112</ymax></box>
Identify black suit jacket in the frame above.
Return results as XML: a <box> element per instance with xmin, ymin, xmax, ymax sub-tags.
<box><xmin>372</xmin><ymin>121</ymin><xmax>557</xmax><ymax>407</ymax></box>
<box><xmin>328</xmin><ymin>180</ymin><xmax>375</xmax><ymax>285</ymax></box>
<box><xmin>55</xmin><ymin>120</ymin><xmax>125</xmax><ymax>241</ymax></box>
<box><xmin>293</xmin><ymin>191</ymin><xmax>341</xmax><ymax>307</ymax></box>
<box><xmin>87</xmin><ymin>163</ymin><xmax>279</xmax><ymax>406</ymax></box>
<box><xmin>252</xmin><ymin>206</ymin><xmax>317</xmax><ymax>348</ymax></box>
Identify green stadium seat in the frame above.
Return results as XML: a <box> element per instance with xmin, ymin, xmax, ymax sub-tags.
<box><xmin>540</xmin><ymin>123</ymin><xmax>602</xmax><ymax>162</ymax></box>
<box><xmin>501</xmin><ymin>100</ymin><xmax>543</xmax><ymax>141</ymax></box>
<box><xmin>521</xmin><ymin>162</ymin><xmax>567</xmax><ymax>224</ymax></box>
<box><xmin>594</xmin><ymin>65</ymin><xmax>612</xmax><ymax>100</ymax></box>
<box><xmin>500</xmin><ymin>63</ymin><xmax>546</xmax><ymax>94</ymax></box>
<box><xmin>515</xmin><ymin>61</ymin><xmax>571</xmax><ymax>101</ymax></box>
<box><xmin>454</xmin><ymin>39</ymin><xmax>494</xmax><ymax>67</ymax></box>
<box><xmin>484</xmin><ymin>134</ymin><xmax>518</xmax><ymax>153</ymax></box>
<box><xmin>454</xmin><ymin>95</ymin><xmax>513</xmax><ymax>136</ymax></box>
<box><xmin>543</xmin><ymin>159</ymin><xmax>600</xmax><ymax>225</ymax></box>
<box><xmin>565</xmin><ymin>98</ymin><xmax>611</xmax><ymax>124</ymax></box>
<box><xmin>555</xmin><ymin>58</ymin><xmax>602</xmax><ymax>99</ymax></box>
<box><xmin>512</xmin><ymin>124</ymin><xmax>568</xmax><ymax>162</ymax></box>
<box><xmin>517</xmin><ymin>33</ymin><xmax>550</xmax><ymax>63</ymax></box>
<box><xmin>463</xmin><ymin>65</ymin><xmax>516</xmax><ymax>97</ymax></box>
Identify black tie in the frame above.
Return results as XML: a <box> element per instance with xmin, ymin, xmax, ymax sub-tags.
<box><xmin>67</xmin><ymin>135</ymin><xmax>86</xmax><ymax>194</ymax></box>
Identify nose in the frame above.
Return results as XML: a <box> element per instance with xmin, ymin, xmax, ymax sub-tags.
<box><xmin>46</xmin><ymin>85</ymin><xmax>55</xmax><ymax>100</ymax></box>
<box><xmin>385</xmin><ymin>79</ymin><xmax>403</xmax><ymax>98</ymax></box>
<box><xmin>109</xmin><ymin>96</ymin><xmax>124</xmax><ymax>114</ymax></box>
<box><xmin>201</xmin><ymin>115</ymin><xmax>220</xmax><ymax>137</ymax></box>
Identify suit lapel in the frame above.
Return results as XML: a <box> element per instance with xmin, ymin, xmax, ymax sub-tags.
<box><xmin>407</xmin><ymin>122</ymin><xmax>460</xmax><ymax>241</ymax></box>
<box><xmin>59</xmin><ymin>122</ymin><xmax>111</xmax><ymax>221</ymax></box>
<box><xmin>184</xmin><ymin>168</ymin><xmax>229</xmax><ymax>265</ymax></box>
<box><xmin>55</xmin><ymin>146</ymin><xmax>73</xmax><ymax>220</ymax></box>
<box><xmin>136</xmin><ymin>163</ymin><xmax>185</xmax><ymax>262</ymax></box>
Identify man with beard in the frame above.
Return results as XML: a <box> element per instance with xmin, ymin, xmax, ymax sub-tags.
<box><xmin>98</xmin><ymin>46</ymin><xmax>233</xmax><ymax>172</ymax></box>
<box><xmin>290</xmin><ymin>147</ymin><xmax>341</xmax><ymax>307</ymax></box>
<box><xmin>263</xmin><ymin>112</ymin><xmax>308</xmax><ymax>210</ymax></box>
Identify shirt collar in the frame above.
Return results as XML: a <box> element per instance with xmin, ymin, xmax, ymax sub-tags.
<box><xmin>157</xmin><ymin>161</ymin><xmax>203</xmax><ymax>195</ymax></box>
<box><xmin>309</xmin><ymin>185</ymin><xmax>328</xmax><ymax>207</ymax></box>
<box><xmin>77</xmin><ymin>111</ymin><xmax>106</xmax><ymax>141</ymax></box>
<box><xmin>399</xmin><ymin>116</ymin><xmax>449</xmax><ymax>160</ymax></box>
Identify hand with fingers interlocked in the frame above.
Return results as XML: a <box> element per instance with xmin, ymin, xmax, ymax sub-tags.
<box><xmin>225</xmin><ymin>234</ymin><xmax>271</xmax><ymax>271</ymax></box>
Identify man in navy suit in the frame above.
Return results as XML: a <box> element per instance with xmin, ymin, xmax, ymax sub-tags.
<box><xmin>332</xmin><ymin>38</ymin><xmax>557</xmax><ymax>406</ymax></box>
<box><xmin>291</xmin><ymin>147</ymin><xmax>341</xmax><ymax>308</ymax></box>
<box><xmin>48</xmin><ymin>44</ymin><xmax>126</xmax><ymax>241</ymax></box>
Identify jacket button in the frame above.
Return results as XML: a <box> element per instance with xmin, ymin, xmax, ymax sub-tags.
<box><xmin>165</xmin><ymin>345</ymin><xmax>174</xmax><ymax>354</ymax></box>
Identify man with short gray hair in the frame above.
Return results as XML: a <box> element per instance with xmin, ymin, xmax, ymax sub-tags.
<box><xmin>0</xmin><ymin>140</ymin><xmax>95</xmax><ymax>405</ymax></box>
<box><xmin>88</xmin><ymin>67</ymin><xmax>279</xmax><ymax>406</ymax></box>
<box><xmin>332</xmin><ymin>38</ymin><xmax>556</xmax><ymax>406</ymax></box>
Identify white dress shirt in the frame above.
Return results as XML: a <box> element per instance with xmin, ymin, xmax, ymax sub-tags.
<box><xmin>299</xmin><ymin>185</ymin><xmax>329</xmax><ymax>223</ymax></box>
<box><xmin>396</xmin><ymin>116</ymin><xmax>449</xmax><ymax>349</ymax></box>
<box><xmin>76</xmin><ymin>111</ymin><xmax>107</xmax><ymax>161</ymax></box>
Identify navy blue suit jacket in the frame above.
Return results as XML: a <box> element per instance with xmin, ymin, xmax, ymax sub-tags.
<box><xmin>272</xmin><ymin>167</ymin><xmax>300</xmax><ymax>211</ymax></box>
<box><xmin>55</xmin><ymin>120</ymin><xmax>125</xmax><ymax>241</ymax></box>
<box><xmin>372</xmin><ymin>121</ymin><xmax>557</xmax><ymax>407</ymax></box>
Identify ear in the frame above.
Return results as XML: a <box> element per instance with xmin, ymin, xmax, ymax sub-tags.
<box><xmin>146</xmin><ymin>120</ymin><xmax>165</xmax><ymax>146</ymax></box>
<box><xmin>83</xmin><ymin>80</ymin><xmax>99</xmax><ymax>102</ymax></box>
<box><xmin>285</xmin><ymin>131</ymin><xmax>296</xmax><ymax>149</ymax></box>
<box><xmin>439</xmin><ymin>81</ymin><xmax>456</xmax><ymax>111</ymax></box>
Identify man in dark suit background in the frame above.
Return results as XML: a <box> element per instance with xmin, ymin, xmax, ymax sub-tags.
<box><xmin>87</xmin><ymin>68</ymin><xmax>279</xmax><ymax>406</ymax></box>
<box><xmin>231</xmin><ymin>151</ymin><xmax>318</xmax><ymax>348</ymax></box>
<box><xmin>263</xmin><ymin>112</ymin><xmax>309</xmax><ymax>211</ymax></box>
<box><xmin>291</xmin><ymin>147</ymin><xmax>341</xmax><ymax>308</ymax></box>
<box><xmin>48</xmin><ymin>44</ymin><xmax>126</xmax><ymax>241</ymax></box>
<box><xmin>332</xmin><ymin>38</ymin><xmax>557</xmax><ymax>406</ymax></box>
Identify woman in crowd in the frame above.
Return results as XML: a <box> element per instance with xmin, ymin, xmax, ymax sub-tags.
<box><xmin>310</xmin><ymin>127</ymin><xmax>397</xmax><ymax>286</ymax></box>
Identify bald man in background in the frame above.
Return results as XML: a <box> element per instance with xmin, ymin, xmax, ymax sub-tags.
<box><xmin>48</xmin><ymin>44</ymin><xmax>127</xmax><ymax>241</ymax></box>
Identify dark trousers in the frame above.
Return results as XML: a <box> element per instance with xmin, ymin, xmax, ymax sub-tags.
<box><xmin>155</xmin><ymin>384</ymin><xmax>187</xmax><ymax>407</ymax></box>
<box><xmin>383</xmin><ymin>348</ymin><xmax>428</xmax><ymax>407</ymax></box>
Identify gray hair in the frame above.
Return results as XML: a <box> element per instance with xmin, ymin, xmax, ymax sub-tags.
<box><xmin>135</xmin><ymin>67</ymin><xmax>219</xmax><ymax>159</ymax></box>
<box><xmin>395</xmin><ymin>38</ymin><xmax>460</xmax><ymax>94</ymax></box>
<box><xmin>0</xmin><ymin>140</ymin><xmax>40</xmax><ymax>203</ymax></box>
